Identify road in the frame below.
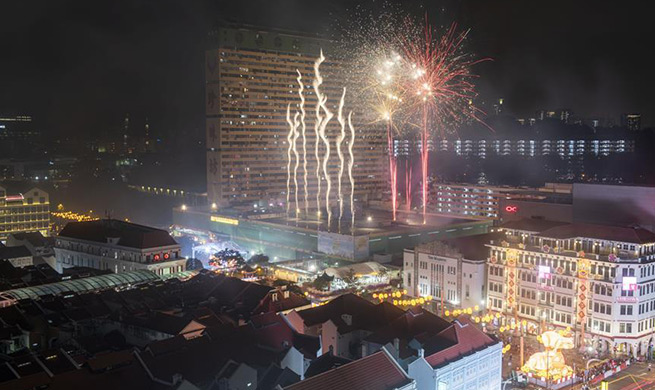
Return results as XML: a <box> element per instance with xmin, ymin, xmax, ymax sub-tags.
<box><xmin>597</xmin><ymin>362</ymin><xmax>655</xmax><ymax>390</ymax></box>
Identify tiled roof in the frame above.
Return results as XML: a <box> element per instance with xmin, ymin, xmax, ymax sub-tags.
<box><xmin>424</xmin><ymin>320</ymin><xmax>500</xmax><ymax>368</ymax></box>
<box><xmin>0</xmin><ymin>245</ymin><xmax>32</xmax><ymax>259</ymax></box>
<box><xmin>9</xmin><ymin>232</ymin><xmax>50</xmax><ymax>247</ymax></box>
<box><xmin>538</xmin><ymin>223</ymin><xmax>655</xmax><ymax>244</ymax></box>
<box><xmin>285</xmin><ymin>350</ymin><xmax>412</xmax><ymax>390</ymax></box>
<box><xmin>58</xmin><ymin>219</ymin><xmax>178</xmax><ymax>249</ymax></box>
<box><xmin>365</xmin><ymin>307</ymin><xmax>451</xmax><ymax>346</ymax></box>
<box><xmin>296</xmin><ymin>294</ymin><xmax>404</xmax><ymax>333</ymax></box>
<box><xmin>304</xmin><ymin>352</ymin><xmax>351</xmax><ymax>378</ymax></box>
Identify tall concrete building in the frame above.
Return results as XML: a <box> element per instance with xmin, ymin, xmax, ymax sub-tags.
<box><xmin>205</xmin><ymin>24</ymin><xmax>385</xmax><ymax>208</ymax></box>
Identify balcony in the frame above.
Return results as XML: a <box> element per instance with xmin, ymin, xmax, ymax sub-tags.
<box><xmin>490</xmin><ymin>240</ymin><xmax>641</xmax><ymax>264</ymax></box>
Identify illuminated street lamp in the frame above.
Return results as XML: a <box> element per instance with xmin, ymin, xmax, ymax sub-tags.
<box><xmin>181</xmin><ymin>204</ymin><xmax>187</xmax><ymax>211</ymax></box>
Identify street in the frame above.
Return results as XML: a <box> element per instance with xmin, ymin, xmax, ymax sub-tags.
<box><xmin>599</xmin><ymin>362</ymin><xmax>655</xmax><ymax>390</ymax></box>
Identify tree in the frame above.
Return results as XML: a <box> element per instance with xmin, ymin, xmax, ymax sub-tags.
<box><xmin>209</xmin><ymin>249</ymin><xmax>245</xmax><ymax>269</ymax></box>
<box><xmin>249</xmin><ymin>254</ymin><xmax>270</xmax><ymax>265</ymax></box>
<box><xmin>312</xmin><ymin>272</ymin><xmax>334</xmax><ymax>291</ymax></box>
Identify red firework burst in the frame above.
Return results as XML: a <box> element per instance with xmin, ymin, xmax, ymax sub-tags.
<box><xmin>399</xmin><ymin>17</ymin><xmax>490</xmax><ymax>223</ymax></box>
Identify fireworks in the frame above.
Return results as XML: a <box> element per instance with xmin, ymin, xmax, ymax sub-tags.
<box><xmin>284</xmin><ymin>51</ymin><xmax>358</xmax><ymax>232</ymax></box>
<box><xmin>400</xmin><ymin>20</ymin><xmax>489</xmax><ymax>222</ymax></box>
<box><xmin>297</xmin><ymin>70</ymin><xmax>309</xmax><ymax>215</ymax></box>
<box><xmin>292</xmin><ymin>111</ymin><xmax>301</xmax><ymax>218</ymax></box>
<box><xmin>347</xmin><ymin>111</ymin><xmax>356</xmax><ymax>228</ymax></box>
<box><xmin>280</xmin><ymin>9</ymin><xmax>487</xmax><ymax>230</ymax></box>
<box><xmin>336</xmin><ymin>87</ymin><xmax>347</xmax><ymax>231</ymax></box>
<box><xmin>339</xmin><ymin>11</ymin><xmax>488</xmax><ymax>224</ymax></box>
<box><xmin>286</xmin><ymin>104</ymin><xmax>294</xmax><ymax>215</ymax></box>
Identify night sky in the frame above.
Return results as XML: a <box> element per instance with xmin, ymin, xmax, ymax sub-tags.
<box><xmin>1</xmin><ymin>0</ymin><xmax>653</xmax><ymax>139</ymax></box>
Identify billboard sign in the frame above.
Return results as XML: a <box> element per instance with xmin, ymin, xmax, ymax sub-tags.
<box><xmin>318</xmin><ymin>232</ymin><xmax>369</xmax><ymax>260</ymax></box>
<box><xmin>622</xmin><ymin>277</ymin><xmax>637</xmax><ymax>291</ymax></box>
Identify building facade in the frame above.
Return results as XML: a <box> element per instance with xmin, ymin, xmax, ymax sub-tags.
<box><xmin>487</xmin><ymin>219</ymin><xmax>655</xmax><ymax>357</ymax></box>
<box><xmin>403</xmin><ymin>235</ymin><xmax>492</xmax><ymax>310</ymax></box>
<box><xmin>54</xmin><ymin>219</ymin><xmax>185</xmax><ymax>276</ymax></box>
<box><xmin>205</xmin><ymin>24</ymin><xmax>385</xmax><ymax>207</ymax></box>
<box><xmin>0</xmin><ymin>185</ymin><xmax>50</xmax><ymax>242</ymax></box>
<box><xmin>407</xmin><ymin>320</ymin><xmax>502</xmax><ymax>390</ymax></box>
<box><xmin>438</xmin><ymin>134</ymin><xmax>634</xmax><ymax>158</ymax></box>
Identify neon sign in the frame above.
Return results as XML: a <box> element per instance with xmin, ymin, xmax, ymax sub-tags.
<box><xmin>505</xmin><ymin>205</ymin><xmax>518</xmax><ymax>213</ymax></box>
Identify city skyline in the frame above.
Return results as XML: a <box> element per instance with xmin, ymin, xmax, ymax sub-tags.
<box><xmin>1</xmin><ymin>0</ymin><xmax>654</xmax><ymax>140</ymax></box>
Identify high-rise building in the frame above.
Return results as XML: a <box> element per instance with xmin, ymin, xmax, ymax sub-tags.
<box><xmin>0</xmin><ymin>185</ymin><xmax>50</xmax><ymax>242</ymax></box>
<box><xmin>205</xmin><ymin>24</ymin><xmax>385</xmax><ymax>207</ymax></box>
<box><xmin>0</xmin><ymin>115</ymin><xmax>37</xmax><ymax>140</ymax></box>
<box><xmin>621</xmin><ymin>113</ymin><xmax>641</xmax><ymax>131</ymax></box>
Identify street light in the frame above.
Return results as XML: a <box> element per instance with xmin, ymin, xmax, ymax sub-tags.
<box><xmin>181</xmin><ymin>204</ymin><xmax>187</xmax><ymax>211</ymax></box>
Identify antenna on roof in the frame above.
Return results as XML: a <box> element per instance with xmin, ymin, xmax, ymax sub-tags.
<box><xmin>105</xmin><ymin>209</ymin><xmax>112</xmax><ymax>220</ymax></box>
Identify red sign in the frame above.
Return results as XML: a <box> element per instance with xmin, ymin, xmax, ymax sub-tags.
<box><xmin>505</xmin><ymin>205</ymin><xmax>518</xmax><ymax>213</ymax></box>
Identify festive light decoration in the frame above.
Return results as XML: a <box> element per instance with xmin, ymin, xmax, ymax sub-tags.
<box><xmin>521</xmin><ymin>330</ymin><xmax>575</xmax><ymax>380</ymax></box>
<box><xmin>51</xmin><ymin>211</ymin><xmax>99</xmax><ymax>222</ymax></box>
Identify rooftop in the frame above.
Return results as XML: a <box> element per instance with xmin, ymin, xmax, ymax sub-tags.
<box><xmin>0</xmin><ymin>245</ymin><xmax>31</xmax><ymax>260</ymax></box>
<box><xmin>58</xmin><ymin>219</ymin><xmax>178</xmax><ymax>249</ymax></box>
<box><xmin>9</xmin><ymin>232</ymin><xmax>52</xmax><ymax>247</ymax></box>
<box><xmin>296</xmin><ymin>294</ymin><xmax>405</xmax><ymax>333</ymax></box>
<box><xmin>538</xmin><ymin>223</ymin><xmax>655</xmax><ymax>244</ymax></box>
<box><xmin>423</xmin><ymin>320</ymin><xmax>500</xmax><ymax>368</ymax></box>
<box><xmin>285</xmin><ymin>350</ymin><xmax>412</xmax><ymax>390</ymax></box>
<box><xmin>2</xmin><ymin>270</ymin><xmax>160</xmax><ymax>300</ymax></box>
<box><xmin>501</xmin><ymin>218</ymin><xmax>569</xmax><ymax>233</ymax></box>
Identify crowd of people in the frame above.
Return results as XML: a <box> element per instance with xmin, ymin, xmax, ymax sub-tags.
<box><xmin>580</xmin><ymin>356</ymin><xmax>634</xmax><ymax>385</ymax></box>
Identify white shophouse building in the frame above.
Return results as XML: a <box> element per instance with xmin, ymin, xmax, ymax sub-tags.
<box><xmin>55</xmin><ymin>219</ymin><xmax>185</xmax><ymax>276</ymax></box>
<box><xmin>403</xmin><ymin>234</ymin><xmax>497</xmax><ymax>310</ymax></box>
<box><xmin>487</xmin><ymin>218</ymin><xmax>655</xmax><ymax>357</ymax></box>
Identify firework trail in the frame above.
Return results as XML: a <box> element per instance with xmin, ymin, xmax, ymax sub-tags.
<box><xmin>405</xmin><ymin>159</ymin><xmax>412</xmax><ymax>210</ymax></box>
<box><xmin>400</xmin><ymin>18</ymin><xmax>490</xmax><ymax>224</ymax></box>
<box><xmin>312</xmin><ymin>51</ymin><xmax>325</xmax><ymax>216</ymax></box>
<box><xmin>318</xmin><ymin>82</ymin><xmax>334</xmax><ymax>230</ymax></box>
<box><xmin>296</xmin><ymin>70</ymin><xmax>308</xmax><ymax>215</ymax></box>
<box><xmin>347</xmin><ymin>111</ymin><xmax>356</xmax><ymax>230</ymax></box>
<box><xmin>285</xmin><ymin>104</ymin><xmax>294</xmax><ymax>215</ymax></box>
<box><xmin>337</xmin><ymin>10</ymin><xmax>488</xmax><ymax>225</ymax></box>
<box><xmin>336</xmin><ymin>87</ymin><xmax>347</xmax><ymax>231</ymax></box>
<box><xmin>292</xmin><ymin>111</ymin><xmax>301</xmax><ymax>219</ymax></box>
<box><xmin>387</xmin><ymin>117</ymin><xmax>398</xmax><ymax>221</ymax></box>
